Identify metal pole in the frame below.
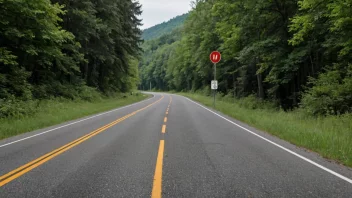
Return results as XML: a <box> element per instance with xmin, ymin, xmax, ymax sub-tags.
<box><xmin>213</xmin><ymin>63</ymin><xmax>216</xmax><ymax>108</ymax></box>
<box><xmin>150</xmin><ymin>81</ymin><xmax>151</xmax><ymax>91</ymax></box>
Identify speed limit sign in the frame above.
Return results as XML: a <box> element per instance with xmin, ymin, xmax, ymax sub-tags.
<box><xmin>210</xmin><ymin>51</ymin><xmax>221</xmax><ymax>64</ymax></box>
<box><xmin>211</xmin><ymin>80</ymin><xmax>218</xmax><ymax>90</ymax></box>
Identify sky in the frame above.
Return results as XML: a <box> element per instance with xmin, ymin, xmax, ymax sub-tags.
<box><xmin>139</xmin><ymin>0</ymin><xmax>192</xmax><ymax>29</ymax></box>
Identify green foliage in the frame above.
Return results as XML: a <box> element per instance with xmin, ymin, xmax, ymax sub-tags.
<box><xmin>139</xmin><ymin>0</ymin><xmax>352</xmax><ymax>116</ymax></box>
<box><xmin>0</xmin><ymin>48</ymin><xmax>18</xmax><ymax>66</ymax></box>
<box><xmin>236</xmin><ymin>95</ymin><xmax>277</xmax><ymax>110</ymax></box>
<box><xmin>142</xmin><ymin>13</ymin><xmax>188</xmax><ymax>40</ymax></box>
<box><xmin>0</xmin><ymin>0</ymin><xmax>143</xmax><ymax>118</ymax></box>
<box><xmin>0</xmin><ymin>0</ymin><xmax>81</xmax><ymax>100</ymax></box>
<box><xmin>139</xmin><ymin>29</ymin><xmax>182</xmax><ymax>91</ymax></box>
<box><xmin>301</xmin><ymin>64</ymin><xmax>352</xmax><ymax>115</ymax></box>
<box><xmin>0</xmin><ymin>98</ymin><xmax>37</xmax><ymax>118</ymax></box>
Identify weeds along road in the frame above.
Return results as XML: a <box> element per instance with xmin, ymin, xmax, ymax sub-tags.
<box><xmin>0</xmin><ymin>93</ymin><xmax>351</xmax><ymax>197</ymax></box>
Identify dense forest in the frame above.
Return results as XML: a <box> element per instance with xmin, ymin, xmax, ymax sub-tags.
<box><xmin>142</xmin><ymin>13</ymin><xmax>188</xmax><ymax>41</ymax></box>
<box><xmin>139</xmin><ymin>0</ymin><xmax>352</xmax><ymax>115</ymax></box>
<box><xmin>0</xmin><ymin>0</ymin><xmax>142</xmax><ymax>117</ymax></box>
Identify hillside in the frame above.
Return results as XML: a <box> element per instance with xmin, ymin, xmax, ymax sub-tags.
<box><xmin>142</xmin><ymin>13</ymin><xmax>188</xmax><ymax>40</ymax></box>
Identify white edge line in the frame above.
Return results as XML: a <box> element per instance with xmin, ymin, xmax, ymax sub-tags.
<box><xmin>0</xmin><ymin>94</ymin><xmax>156</xmax><ymax>148</ymax></box>
<box><xmin>176</xmin><ymin>94</ymin><xmax>352</xmax><ymax>184</ymax></box>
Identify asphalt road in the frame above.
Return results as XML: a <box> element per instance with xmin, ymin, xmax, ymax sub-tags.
<box><xmin>0</xmin><ymin>93</ymin><xmax>351</xmax><ymax>198</ymax></box>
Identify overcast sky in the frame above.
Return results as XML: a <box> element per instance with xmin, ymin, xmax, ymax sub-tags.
<box><xmin>139</xmin><ymin>0</ymin><xmax>192</xmax><ymax>29</ymax></box>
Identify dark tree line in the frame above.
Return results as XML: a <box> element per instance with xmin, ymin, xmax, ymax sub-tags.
<box><xmin>139</xmin><ymin>0</ymin><xmax>352</xmax><ymax>115</ymax></box>
<box><xmin>0</xmin><ymin>0</ymin><xmax>142</xmax><ymax>102</ymax></box>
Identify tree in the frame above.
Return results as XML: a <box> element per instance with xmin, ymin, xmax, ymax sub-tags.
<box><xmin>0</xmin><ymin>0</ymin><xmax>82</xmax><ymax>100</ymax></box>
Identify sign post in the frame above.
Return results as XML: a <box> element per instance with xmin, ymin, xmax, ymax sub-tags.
<box><xmin>210</xmin><ymin>51</ymin><xmax>221</xmax><ymax>108</ymax></box>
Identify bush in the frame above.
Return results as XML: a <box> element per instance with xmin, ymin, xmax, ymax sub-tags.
<box><xmin>0</xmin><ymin>97</ymin><xmax>38</xmax><ymax>118</ymax></box>
<box><xmin>33</xmin><ymin>83</ymin><xmax>102</xmax><ymax>102</ymax></box>
<box><xmin>195</xmin><ymin>86</ymin><xmax>211</xmax><ymax>96</ymax></box>
<box><xmin>0</xmin><ymin>83</ymin><xmax>105</xmax><ymax>119</ymax></box>
<box><xmin>237</xmin><ymin>95</ymin><xmax>262</xmax><ymax>109</ymax></box>
<box><xmin>76</xmin><ymin>86</ymin><xmax>102</xmax><ymax>102</ymax></box>
<box><xmin>221</xmin><ymin>93</ymin><xmax>235</xmax><ymax>103</ymax></box>
<box><xmin>301</xmin><ymin>64</ymin><xmax>352</xmax><ymax>115</ymax></box>
<box><xmin>237</xmin><ymin>95</ymin><xmax>277</xmax><ymax>110</ymax></box>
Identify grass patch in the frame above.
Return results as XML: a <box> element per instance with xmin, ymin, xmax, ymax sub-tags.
<box><xmin>0</xmin><ymin>93</ymin><xmax>149</xmax><ymax>140</ymax></box>
<box><xmin>180</xmin><ymin>93</ymin><xmax>352</xmax><ymax>167</ymax></box>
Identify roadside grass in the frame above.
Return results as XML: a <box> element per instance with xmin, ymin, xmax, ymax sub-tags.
<box><xmin>180</xmin><ymin>93</ymin><xmax>352</xmax><ymax>167</ymax></box>
<box><xmin>0</xmin><ymin>93</ymin><xmax>149</xmax><ymax>140</ymax></box>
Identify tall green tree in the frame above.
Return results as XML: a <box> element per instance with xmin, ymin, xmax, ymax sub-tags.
<box><xmin>0</xmin><ymin>0</ymin><xmax>83</xmax><ymax>100</ymax></box>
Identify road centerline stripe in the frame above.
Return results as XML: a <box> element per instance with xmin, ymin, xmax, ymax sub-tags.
<box><xmin>152</xmin><ymin>140</ymin><xmax>165</xmax><ymax>198</ymax></box>
<box><xmin>0</xmin><ymin>95</ymin><xmax>164</xmax><ymax>187</ymax></box>
<box><xmin>151</xmin><ymin>95</ymin><xmax>171</xmax><ymax>198</ymax></box>
<box><xmin>161</xmin><ymin>125</ymin><xmax>166</xmax><ymax>134</ymax></box>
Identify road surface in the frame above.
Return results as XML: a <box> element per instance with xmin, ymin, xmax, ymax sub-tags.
<box><xmin>0</xmin><ymin>93</ymin><xmax>351</xmax><ymax>197</ymax></box>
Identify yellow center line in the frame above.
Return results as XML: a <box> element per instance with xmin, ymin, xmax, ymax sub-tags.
<box><xmin>0</xmin><ymin>95</ymin><xmax>165</xmax><ymax>187</ymax></box>
<box><xmin>151</xmin><ymin>95</ymin><xmax>171</xmax><ymax>198</ymax></box>
<box><xmin>161</xmin><ymin>125</ymin><xmax>166</xmax><ymax>134</ymax></box>
<box><xmin>151</xmin><ymin>140</ymin><xmax>165</xmax><ymax>198</ymax></box>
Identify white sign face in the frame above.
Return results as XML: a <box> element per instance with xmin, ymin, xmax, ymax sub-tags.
<box><xmin>211</xmin><ymin>80</ymin><xmax>218</xmax><ymax>90</ymax></box>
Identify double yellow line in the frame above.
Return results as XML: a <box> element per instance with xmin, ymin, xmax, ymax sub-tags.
<box><xmin>0</xmin><ymin>95</ymin><xmax>164</xmax><ymax>187</ymax></box>
<box><xmin>152</xmin><ymin>96</ymin><xmax>172</xmax><ymax>198</ymax></box>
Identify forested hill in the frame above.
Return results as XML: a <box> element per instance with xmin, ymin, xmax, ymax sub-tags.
<box><xmin>139</xmin><ymin>0</ymin><xmax>352</xmax><ymax>116</ymax></box>
<box><xmin>0</xmin><ymin>0</ymin><xmax>142</xmax><ymax>112</ymax></box>
<box><xmin>142</xmin><ymin>13</ymin><xmax>188</xmax><ymax>40</ymax></box>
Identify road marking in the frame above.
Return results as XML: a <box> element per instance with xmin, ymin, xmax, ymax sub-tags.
<box><xmin>152</xmin><ymin>140</ymin><xmax>165</xmax><ymax>198</ymax></box>
<box><xmin>181</xmin><ymin>95</ymin><xmax>352</xmax><ymax>184</ymax></box>
<box><xmin>0</xmin><ymin>95</ymin><xmax>156</xmax><ymax>148</ymax></box>
<box><xmin>0</xmin><ymin>96</ymin><xmax>164</xmax><ymax>187</ymax></box>
<box><xmin>151</xmin><ymin>95</ymin><xmax>171</xmax><ymax>197</ymax></box>
<box><xmin>161</xmin><ymin>125</ymin><xmax>166</xmax><ymax>134</ymax></box>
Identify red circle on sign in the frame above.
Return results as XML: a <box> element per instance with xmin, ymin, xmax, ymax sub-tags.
<box><xmin>210</xmin><ymin>51</ymin><xmax>221</xmax><ymax>64</ymax></box>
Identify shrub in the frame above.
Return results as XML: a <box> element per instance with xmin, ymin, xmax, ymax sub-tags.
<box><xmin>221</xmin><ymin>93</ymin><xmax>235</xmax><ymax>103</ymax></box>
<box><xmin>0</xmin><ymin>97</ymin><xmax>38</xmax><ymax>118</ymax></box>
<box><xmin>76</xmin><ymin>86</ymin><xmax>102</xmax><ymax>102</ymax></box>
<box><xmin>237</xmin><ymin>95</ymin><xmax>262</xmax><ymax>109</ymax></box>
<box><xmin>301</xmin><ymin>64</ymin><xmax>352</xmax><ymax>115</ymax></box>
<box><xmin>237</xmin><ymin>95</ymin><xmax>277</xmax><ymax>110</ymax></box>
<box><xmin>195</xmin><ymin>86</ymin><xmax>211</xmax><ymax>96</ymax></box>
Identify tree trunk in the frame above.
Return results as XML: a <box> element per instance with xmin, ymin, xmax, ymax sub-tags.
<box><xmin>310</xmin><ymin>54</ymin><xmax>315</xmax><ymax>76</ymax></box>
<box><xmin>84</xmin><ymin>41</ymin><xmax>88</xmax><ymax>82</ymax></box>
<box><xmin>233</xmin><ymin>71</ymin><xmax>236</xmax><ymax>103</ymax></box>
<box><xmin>257</xmin><ymin>73</ymin><xmax>264</xmax><ymax>99</ymax></box>
<box><xmin>292</xmin><ymin>76</ymin><xmax>297</xmax><ymax>106</ymax></box>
